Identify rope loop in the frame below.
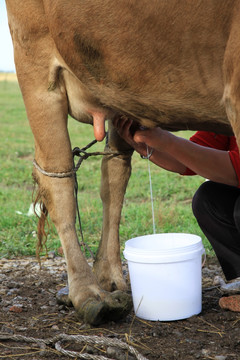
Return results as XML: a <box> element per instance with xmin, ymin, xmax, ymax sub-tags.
<box><xmin>32</xmin><ymin>137</ymin><xmax>126</xmax><ymax>260</ymax></box>
<box><xmin>33</xmin><ymin>136</ymin><xmax>123</xmax><ymax>178</ymax></box>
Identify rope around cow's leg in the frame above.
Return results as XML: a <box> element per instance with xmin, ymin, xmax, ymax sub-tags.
<box><xmin>0</xmin><ymin>333</ymin><xmax>149</xmax><ymax>360</ymax></box>
<box><xmin>32</xmin><ymin>139</ymin><xmax>130</xmax><ymax>259</ymax></box>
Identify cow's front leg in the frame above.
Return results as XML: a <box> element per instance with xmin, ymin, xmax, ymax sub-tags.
<box><xmin>93</xmin><ymin>122</ymin><xmax>133</xmax><ymax>291</ymax></box>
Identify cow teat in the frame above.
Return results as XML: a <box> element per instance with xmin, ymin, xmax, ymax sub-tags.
<box><xmin>88</xmin><ymin>109</ymin><xmax>106</xmax><ymax>141</ymax></box>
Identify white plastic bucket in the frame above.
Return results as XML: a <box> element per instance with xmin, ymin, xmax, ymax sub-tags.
<box><xmin>123</xmin><ymin>233</ymin><xmax>204</xmax><ymax>321</ymax></box>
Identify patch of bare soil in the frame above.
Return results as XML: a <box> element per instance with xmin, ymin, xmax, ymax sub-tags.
<box><xmin>0</xmin><ymin>255</ymin><xmax>239</xmax><ymax>360</ymax></box>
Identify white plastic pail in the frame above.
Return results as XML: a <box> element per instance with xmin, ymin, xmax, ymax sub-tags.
<box><xmin>123</xmin><ymin>233</ymin><xmax>204</xmax><ymax>321</ymax></box>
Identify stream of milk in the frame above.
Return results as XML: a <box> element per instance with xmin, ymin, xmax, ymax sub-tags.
<box><xmin>146</xmin><ymin>145</ymin><xmax>156</xmax><ymax>234</ymax></box>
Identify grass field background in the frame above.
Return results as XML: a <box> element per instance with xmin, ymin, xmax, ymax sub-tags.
<box><xmin>0</xmin><ymin>76</ymin><xmax>213</xmax><ymax>259</ymax></box>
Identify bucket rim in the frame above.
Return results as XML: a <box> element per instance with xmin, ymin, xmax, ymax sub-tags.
<box><xmin>123</xmin><ymin>233</ymin><xmax>204</xmax><ymax>263</ymax></box>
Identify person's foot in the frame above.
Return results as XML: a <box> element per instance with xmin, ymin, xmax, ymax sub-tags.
<box><xmin>213</xmin><ymin>276</ymin><xmax>240</xmax><ymax>294</ymax></box>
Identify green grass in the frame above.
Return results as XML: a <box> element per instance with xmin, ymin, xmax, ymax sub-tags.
<box><xmin>0</xmin><ymin>79</ymin><xmax>213</xmax><ymax>259</ymax></box>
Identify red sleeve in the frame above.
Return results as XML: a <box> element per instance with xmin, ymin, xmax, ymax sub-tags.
<box><xmin>228</xmin><ymin>137</ymin><xmax>240</xmax><ymax>187</ymax></box>
<box><xmin>183</xmin><ymin>131</ymin><xmax>240</xmax><ymax>187</ymax></box>
<box><xmin>183</xmin><ymin>131</ymin><xmax>230</xmax><ymax>176</ymax></box>
<box><xmin>189</xmin><ymin>131</ymin><xmax>230</xmax><ymax>150</ymax></box>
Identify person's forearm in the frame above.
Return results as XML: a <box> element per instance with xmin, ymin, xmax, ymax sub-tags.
<box><xmin>132</xmin><ymin>138</ymin><xmax>187</xmax><ymax>173</ymax></box>
<box><xmin>134</xmin><ymin>128</ymin><xmax>238</xmax><ymax>186</ymax></box>
<box><xmin>163</xmin><ymin>132</ymin><xmax>238</xmax><ymax>186</ymax></box>
<box><xmin>115</xmin><ymin>119</ymin><xmax>238</xmax><ymax>187</ymax></box>
<box><xmin>149</xmin><ymin>149</ymin><xmax>187</xmax><ymax>174</ymax></box>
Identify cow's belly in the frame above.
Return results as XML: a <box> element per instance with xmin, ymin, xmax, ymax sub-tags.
<box><xmin>54</xmin><ymin>46</ymin><xmax>231</xmax><ymax>135</ymax></box>
<box><xmin>45</xmin><ymin>0</ymin><xmax>234</xmax><ymax>135</ymax></box>
<box><xmin>57</xmin><ymin>49</ymin><xmax>231</xmax><ymax>135</ymax></box>
<box><xmin>62</xmin><ymin>67</ymin><xmax>232</xmax><ymax>135</ymax></box>
<box><xmin>60</xmin><ymin>68</ymin><xmax>114</xmax><ymax>126</ymax></box>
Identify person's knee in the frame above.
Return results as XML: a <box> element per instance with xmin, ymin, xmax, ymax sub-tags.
<box><xmin>192</xmin><ymin>181</ymin><xmax>215</xmax><ymax>220</ymax></box>
<box><xmin>233</xmin><ymin>196</ymin><xmax>240</xmax><ymax>233</ymax></box>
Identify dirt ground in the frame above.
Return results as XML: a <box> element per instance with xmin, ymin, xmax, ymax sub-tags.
<box><xmin>0</xmin><ymin>255</ymin><xmax>239</xmax><ymax>360</ymax></box>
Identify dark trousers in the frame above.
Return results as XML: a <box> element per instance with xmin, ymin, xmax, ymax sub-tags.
<box><xmin>192</xmin><ymin>181</ymin><xmax>240</xmax><ymax>281</ymax></box>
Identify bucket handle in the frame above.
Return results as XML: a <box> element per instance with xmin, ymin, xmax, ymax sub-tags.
<box><xmin>202</xmin><ymin>248</ymin><xmax>206</xmax><ymax>268</ymax></box>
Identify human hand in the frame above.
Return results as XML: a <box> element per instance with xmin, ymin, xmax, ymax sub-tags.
<box><xmin>133</xmin><ymin>126</ymin><xmax>167</xmax><ymax>151</ymax></box>
<box><xmin>113</xmin><ymin>116</ymin><xmax>149</xmax><ymax>156</ymax></box>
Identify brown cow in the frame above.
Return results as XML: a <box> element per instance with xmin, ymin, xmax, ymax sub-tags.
<box><xmin>5</xmin><ymin>0</ymin><xmax>240</xmax><ymax>324</ymax></box>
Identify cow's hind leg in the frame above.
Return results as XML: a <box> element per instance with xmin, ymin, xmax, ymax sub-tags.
<box><xmin>6</xmin><ymin>0</ymin><xmax>132</xmax><ymax>326</ymax></box>
<box><xmin>16</xmin><ymin>74</ymin><xmax>131</xmax><ymax>326</ymax></box>
<box><xmin>32</xmin><ymin>108</ymin><xmax>132</xmax><ymax>324</ymax></box>
<box><xmin>93</xmin><ymin>121</ymin><xmax>133</xmax><ymax>291</ymax></box>
<box><xmin>35</xmin><ymin>172</ymin><xmax>132</xmax><ymax>324</ymax></box>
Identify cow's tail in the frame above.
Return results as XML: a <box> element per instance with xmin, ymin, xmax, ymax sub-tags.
<box><xmin>32</xmin><ymin>180</ymin><xmax>49</xmax><ymax>264</ymax></box>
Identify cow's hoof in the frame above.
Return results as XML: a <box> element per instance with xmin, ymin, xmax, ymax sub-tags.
<box><xmin>78</xmin><ymin>290</ymin><xmax>133</xmax><ymax>325</ymax></box>
<box><xmin>103</xmin><ymin>290</ymin><xmax>133</xmax><ymax>322</ymax></box>
<box><xmin>56</xmin><ymin>286</ymin><xmax>72</xmax><ymax>307</ymax></box>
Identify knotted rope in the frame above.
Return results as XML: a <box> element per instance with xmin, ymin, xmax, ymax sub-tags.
<box><xmin>32</xmin><ymin>138</ymin><xmax>131</xmax><ymax>259</ymax></box>
<box><xmin>0</xmin><ymin>333</ymin><xmax>149</xmax><ymax>360</ymax></box>
<box><xmin>33</xmin><ymin>138</ymin><xmax>122</xmax><ymax>179</ymax></box>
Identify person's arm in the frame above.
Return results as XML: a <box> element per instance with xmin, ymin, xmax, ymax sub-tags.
<box><xmin>134</xmin><ymin>127</ymin><xmax>238</xmax><ymax>187</ymax></box>
<box><xmin>113</xmin><ymin>117</ymin><xmax>238</xmax><ymax>187</ymax></box>
<box><xmin>113</xmin><ymin>117</ymin><xmax>185</xmax><ymax>173</ymax></box>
